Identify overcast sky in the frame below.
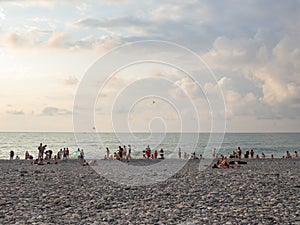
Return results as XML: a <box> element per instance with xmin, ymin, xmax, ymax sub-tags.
<box><xmin>0</xmin><ymin>0</ymin><xmax>299</xmax><ymax>132</ymax></box>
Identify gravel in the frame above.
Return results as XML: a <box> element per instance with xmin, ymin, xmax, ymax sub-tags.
<box><xmin>0</xmin><ymin>158</ymin><xmax>299</xmax><ymax>225</ymax></box>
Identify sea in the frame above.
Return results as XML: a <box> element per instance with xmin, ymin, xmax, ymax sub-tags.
<box><xmin>0</xmin><ymin>132</ymin><xmax>299</xmax><ymax>160</ymax></box>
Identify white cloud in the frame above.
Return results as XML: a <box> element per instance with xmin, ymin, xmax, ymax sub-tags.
<box><xmin>41</xmin><ymin>106</ymin><xmax>72</xmax><ymax>116</ymax></box>
<box><xmin>6</xmin><ymin>109</ymin><xmax>24</xmax><ymax>115</ymax></box>
<box><xmin>0</xmin><ymin>7</ymin><xmax>5</xmax><ymax>20</ymax></box>
<box><xmin>46</xmin><ymin>32</ymin><xmax>71</xmax><ymax>48</ymax></box>
<box><xmin>62</xmin><ymin>75</ymin><xmax>79</xmax><ymax>86</ymax></box>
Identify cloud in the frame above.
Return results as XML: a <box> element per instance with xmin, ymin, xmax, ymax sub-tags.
<box><xmin>5</xmin><ymin>29</ymin><xmax>47</xmax><ymax>49</ymax></box>
<box><xmin>6</xmin><ymin>109</ymin><xmax>25</xmax><ymax>115</ymax></box>
<box><xmin>74</xmin><ymin>16</ymin><xmax>150</xmax><ymax>35</ymax></box>
<box><xmin>46</xmin><ymin>32</ymin><xmax>71</xmax><ymax>48</ymax></box>
<box><xmin>0</xmin><ymin>7</ymin><xmax>5</xmax><ymax>20</ymax></box>
<box><xmin>41</xmin><ymin>107</ymin><xmax>72</xmax><ymax>116</ymax></box>
<box><xmin>62</xmin><ymin>75</ymin><xmax>79</xmax><ymax>86</ymax></box>
<box><xmin>2</xmin><ymin>0</ymin><xmax>55</xmax><ymax>8</ymax></box>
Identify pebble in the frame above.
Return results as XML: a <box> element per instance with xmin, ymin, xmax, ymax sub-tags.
<box><xmin>0</xmin><ymin>159</ymin><xmax>299</xmax><ymax>224</ymax></box>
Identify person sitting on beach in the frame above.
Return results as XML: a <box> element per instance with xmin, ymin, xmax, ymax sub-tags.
<box><xmin>142</xmin><ymin>150</ymin><xmax>146</xmax><ymax>158</ymax></box>
<box><xmin>256</xmin><ymin>154</ymin><xmax>260</xmax><ymax>159</ymax></box>
<box><xmin>229</xmin><ymin>151</ymin><xmax>238</xmax><ymax>158</ymax></box>
<box><xmin>219</xmin><ymin>157</ymin><xmax>230</xmax><ymax>168</ymax></box>
<box><xmin>261</xmin><ymin>152</ymin><xmax>265</xmax><ymax>158</ymax></box>
<box><xmin>285</xmin><ymin>151</ymin><xmax>291</xmax><ymax>158</ymax></box>
<box><xmin>159</xmin><ymin>148</ymin><xmax>164</xmax><ymax>159</ymax></box>
<box><xmin>183</xmin><ymin>152</ymin><xmax>187</xmax><ymax>159</ymax></box>
<box><xmin>15</xmin><ymin>155</ymin><xmax>20</xmax><ymax>160</ymax></box>
<box><xmin>114</xmin><ymin>152</ymin><xmax>121</xmax><ymax>160</ymax></box>
<box><xmin>293</xmin><ymin>151</ymin><xmax>298</xmax><ymax>158</ymax></box>
<box><xmin>244</xmin><ymin>150</ymin><xmax>249</xmax><ymax>159</ymax></box>
<box><xmin>82</xmin><ymin>160</ymin><xmax>89</xmax><ymax>166</ymax></box>
<box><xmin>31</xmin><ymin>159</ymin><xmax>47</xmax><ymax>165</ymax></box>
<box><xmin>190</xmin><ymin>152</ymin><xmax>195</xmax><ymax>159</ymax></box>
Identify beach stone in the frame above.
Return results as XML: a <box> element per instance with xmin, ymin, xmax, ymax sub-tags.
<box><xmin>0</xmin><ymin>200</ymin><xmax>6</xmax><ymax>206</ymax></box>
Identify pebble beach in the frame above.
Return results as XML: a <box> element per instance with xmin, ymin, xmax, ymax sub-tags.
<box><xmin>0</xmin><ymin>158</ymin><xmax>299</xmax><ymax>225</ymax></box>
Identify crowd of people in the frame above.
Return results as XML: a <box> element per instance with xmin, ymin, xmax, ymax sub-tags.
<box><xmin>211</xmin><ymin>147</ymin><xmax>299</xmax><ymax>169</ymax></box>
<box><xmin>8</xmin><ymin>143</ymin><xmax>86</xmax><ymax>166</ymax></box>
<box><xmin>104</xmin><ymin>145</ymin><xmax>165</xmax><ymax>160</ymax></box>
<box><xmin>8</xmin><ymin>144</ymin><xmax>299</xmax><ymax>166</ymax></box>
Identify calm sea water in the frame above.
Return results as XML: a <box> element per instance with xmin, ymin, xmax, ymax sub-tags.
<box><xmin>0</xmin><ymin>132</ymin><xmax>299</xmax><ymax>159</ymax></box>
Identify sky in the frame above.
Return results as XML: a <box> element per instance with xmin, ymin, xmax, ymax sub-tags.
<box><xmin>0</xmin><ymin>0</ymin><xmax>300</xmax><ymax>132</ymax></box>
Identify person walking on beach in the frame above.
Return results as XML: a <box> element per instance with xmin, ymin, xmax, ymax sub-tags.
<box><xmin>126</xmin><ymin>145</ymin><xmax>132</xmax><ymax>160</ymax></box>
<box><xmin>10</xmin><ymin>150</ymin><xmax>14</xmax><ymax>160</ymax></box>
<box><xmin>178</xmin><ymin>147</ymin><xmax>182</xmax><ymax>159</ymax></box>
<box><xmin>106</xmin><ymin>147</ymin><xmax>110</xmax><ymax>159</ymax></box>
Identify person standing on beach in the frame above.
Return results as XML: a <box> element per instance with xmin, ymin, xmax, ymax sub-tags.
<box><xmin>178</xmin><ymin>148</ymin><xmax>182</xmax><ymax>159</ymax></box>
<box><xmin>10</xmin><ymin>150</ymin><xmax>14</xmax><ymax>160</ymax></box>
<box><xmin>106</xmin><ymin>147</ymin><xmax>110</xmax><ymax>159</ymax></box>
<box><xmin>25</xmin><ymin>151</ymin><xmax>30</xmax><ymax>160</ymax></box>
<box><xmin>80</xmin><ymin>149</ymin><xmax>85</xmax><ymax>160</ymax></box>
<box><xmin>250</xmin><ymin>149</ymin><xmax>254</xmax><ymax>158</ymax></box>
<box><xmin>237</xmin><ymin>147</ymin><xmax>242</xmax><ymax>159</ymax></box>
<box><xmin>212</xmin><ymin>148</ymin><xmax>216</xmax><ymax>158</ymax></box>
<box><xmin>66</xmin><ymin>148</ymin><xmax>69</xmax><ymax>159</ymax></box>
<box><xmin>38</xmin><ymin>143</ymin><xmax>46</xmax><ymax>161</ymax></box>
<box><xmin>126</xmin><ymin>145</ymin><xmax>132</xmax><ymax>160</ymax></box>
